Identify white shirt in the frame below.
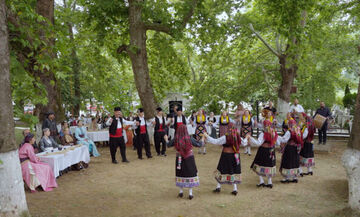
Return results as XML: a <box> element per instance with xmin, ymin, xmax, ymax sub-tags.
<box><xmin>105</xmin><ymin>117</ymin><xmax>135</xmax><ymax>128</ymax></box>
<box><xmin>249</xmin><ymin>132</ymin><xmax>281</xmax><ymax>147</ymax></box>
<box><xmin>206</xmin><ymin>135</ymin><xmax>247</xmax><ymax>146</ymax></box>
<box><xmin>289</xmin><ymin>104</ymin><xmax>305</xmax><ymax>113</ymax></box>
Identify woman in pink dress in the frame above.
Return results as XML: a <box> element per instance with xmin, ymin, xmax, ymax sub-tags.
<box><xmin>19</xmin><ymin>133</ymin><xmax>58</xmax><ymax>192</ymax></box>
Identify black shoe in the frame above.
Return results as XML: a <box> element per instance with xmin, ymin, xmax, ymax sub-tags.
<box><xmin>306</xmin><ymin>171</ymin><xmax>313</xmax><ymax>176</ymax></box>
<box><xmin>138</xmin><ymin>157</ymin><xmax>143</xmax><ymax>160</ymax></box>
<box><xmin>147</xmin><ymin>156</ymin><xmax>153</xmax><ymax>159</ymax></box>
<box><xmin>281</xmin><ymin>179</ymin><xmax>289</xmax><ymax>183</ymax></box>
<box><xmin>231</xmin><ymin>191</ymin><xmax>238</xmax><ymax>196</ymax></box>
<box><xmin>265</xmin><ymin>184</ymin><xmax>273</xmax><ymax>189</ymax></box>
<box><xmin>291</xmin><ymin>179</ymin><xmax>298</xmax><ymax>183</ymax></box>
<box><xmin>300</xmin><ymin>173</ymin><xmax>304</xmax><ymax>177</ymax></box>
<box><xmin>213</xmin><ymin>188</ymin><xmax>221</xmax><ymax>193</ymax></box>
<box><xmin>162</xmin><ymin>154</ymin><xmax>167</xmax><ymax>157</ymax></box>
<box><xmin>178</xmin><ymin>193</ymin><xmax>183</xmax><ymax>198</ymax></box>
<box><xmin>256</xmin><ymin>183</ymin><xmax>265</xmax><ymax>187</ymax></box>
<box><xmin>112</xmin><ymin>160</ymin><xmax>118</xmax><ymax>164</ymax></box>
<box><xmin>248</xmin><ymin>154</ymin><xmax>251</xmax><ymax>156</ymax></box>
<box><xmin>157</xmin><ymin>153</ymin><xmax>161</xmax><ymax>156</ymax></box>
<box><xmin>203</xmin><ymin>152</ymin><xmax>206</xmax><ymax>155</ymax></box>
<box><xmin>188</xmin><ymin>195</ymin><xmax>194</xmax><ymax>200</ymax></box>
<box><xmin>122</xmin><ymin>159</ymin><xmax>130</xmax><ymax>163</ymax></box>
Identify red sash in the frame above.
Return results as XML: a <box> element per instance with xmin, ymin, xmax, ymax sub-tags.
<box><xmin>140</xmin><ymin>125</ymin><xmax>147</xmax><ymax>134</ymax></box>
<box><xmin>158</xmin><ymin>124</ymin><xmax>164</xmax><ymax>132</ymax></box>
<box><xmin>110</xmin><ymin>128</ymin><xmax>123</xmax><ymax>138</ymax></box>
<box><xmin>177</xmin><ymin>122</ymin><xmax>183</xmax><ymax>127</ymax></box>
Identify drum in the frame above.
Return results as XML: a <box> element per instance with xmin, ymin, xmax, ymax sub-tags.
<box><xmin>314</xmin><ymin>114</ymin><xmax>326</xmax><ymax>129</ymax></box>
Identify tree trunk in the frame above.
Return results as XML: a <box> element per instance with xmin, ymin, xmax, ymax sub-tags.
<box><xmin>0</xmin><ymin>0</ymin><xmax>29</xmax><ymax>215</ymax></box>
<box><xmin>342</xmin><ymin>71</ymin><xmax>360</xmax><ymax>213</ymax></box>
<box><xmin>35</xmin><ymin>0</ymin><xmax>65</xmax><ymax>122</ymax></box>
<box><xmin>276</xmin><ymin>55</ymin><xmax>297</xmax><ymax>119</ymax></box>
<box><xmin>128</xmin><ymin>0</ymin><xmax>157</xmax><ymax>119</ymax></box>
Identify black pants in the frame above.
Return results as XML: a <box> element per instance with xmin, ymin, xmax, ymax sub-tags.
<box><xmin>154</xmin><ymin>131</ymin><xmax>166</xmax><ymax>155</ymax></box>
<box><xmin>136</xmin><ymin>133</ymin><xmax>152</xmax><ymax>158</ymax></box>
<box><xmin>109</xmin><ymin>136</ymin><xmax>127</xmax><ymax>161</ymax></box>
<box><xmin>318</xmin><ymin>127</ymin><xmax>327</xmax><ymax>144</ymax></box>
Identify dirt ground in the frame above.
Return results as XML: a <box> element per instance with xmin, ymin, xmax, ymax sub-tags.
<box><xmin>26</xmin><ymin>140</ymin><xmax>356</xmax><ymax>217</ymax></box>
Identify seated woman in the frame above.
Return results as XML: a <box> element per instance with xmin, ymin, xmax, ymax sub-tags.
<box><xmin>19</xmin><ymin>133</ymin><xmax>58</xmax><ymax>192</ymax></box>
<box><xmin>60</xmin><ymin>128</ymin><xmax>77</xmax><ymax>146</ymax></box>
<box><xmin>75</xmin><ymin>120</ymin><xmax>100</xmax><ymax>157</ymax></box>
<box><xmin>59</xmin><ymin>121</ymin><xmax>69</xmax><ymax>137</ymax></box>
<box><xmin>39</xmin><ymin>128</ymin><xmax>60</xmax><ymax>152</ymax></box>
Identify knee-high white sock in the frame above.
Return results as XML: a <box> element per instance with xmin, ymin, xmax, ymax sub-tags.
<box><xmin>233</xmin><ymin>184</ymin><xmax>237</xmax><ymax>191</ymax></box>
<box><xmin>189</xmin><ymin>188</ymin><xmax>193</xmax><ymax>196</ymax></box>
<box><xmin>259</xmin><ymin>176</ymin><xmax>264</xmax><ymax>184</ymax></box>
<box><xmin>308</xmin><ymin>166</ymin><xmax>312</xmax><ymax>173</ymax></box>
<box><xmin>179</xmin><ymin>187</ymin><xmax>183</xmax><ymax>194</ymax></box>
<box><xmin>217</xmin><ymin>183</ymin><xmax>221</xmax><ymax>189</ymax></box>
<box><xmin>267</xmin><ymin>177</ymin><xmax>272</xmax><ymax>185</ymax></box>
<box><xmin>299</xmin><ymin>167</ymin><xmax>303</xmax><ymax>174</ymax></box>
<box><xmin>247</xmin><ymin>146</ymin><xmax>251</xmax><ymax>154</ymax></box>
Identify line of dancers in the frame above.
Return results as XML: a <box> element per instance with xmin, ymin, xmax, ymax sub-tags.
<box><xmin>106</xmin><ymin>106</ymin><xmax>315</xmax><ymax>200</ymax></box>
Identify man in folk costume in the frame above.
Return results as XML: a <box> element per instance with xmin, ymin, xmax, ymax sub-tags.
<box><xmin>134</xmin><ymin>108</ymin><xmax>153</xmax><ymax>159</ymax></box>
<box><xmin>249</xmin><ymin>120</ymin><xmax>279</xmax><ymax>188</ymax></box>
<box><xmin>217</xmin><ymin>110</ymin><xmax>234</xmax><ymax>137</ymax></box>
<box><xmin>299</xmin><ymin>112</ymin><xmax>316</xmax><ymax>176</ymax></box>
<box><xmin>165</xmin><ymin>125</ymin><xmax>203</xmax><ymax>200</ymax></box>
<box><xmin>172</xmin><ymin>107</ymin><xmax>187</xmax><ymax>134</ymax></box>
<box><xmin>193</xmin><ymin>109</ymin><xmax>208</xmax><ymax>154</ymax></box>
<box><xmin>241</xmin><ymin>110</ymin><xmax>255</xmax><ymax>156</ymax></box>
<box><xmin>277</xmin><ymin>119</ymin><xmax>306</xmax><ymax>183</ymax></box>
<box><xmin>205</xmin><ymin>123</ymin><xmax>247</xmax><ymax>196</ymax></box>
<box><xmin>152</xmin><ymin>107</ymin><xmax>170</xmax><ymax>156</ymax></box>
<box><xmin>106</xmin><ymin>107</ymin><xmax>136</xmax><ymax>164</ymax></box>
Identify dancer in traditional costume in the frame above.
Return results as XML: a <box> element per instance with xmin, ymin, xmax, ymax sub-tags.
<box><xmin>235</xmin><ymin>104</ymin><xmax>245</xmax><ymax>133</ymax></box>
<box><xmin>249</xmin><ymin>120</ymin><xmax>279</xmax><ymax>188</ymax></box>
<box><xmin>217</xmin><ymin>111</ymin><xmax>234</xmax><ymax>137</ymax></box>
<box><xmin>134</xmin><ymin>108</ymin><xmax>153</xmax><ymax>159</ymax></box>
<box><xmin>241</xmin><ymin>110</ymin><xmax>255</xmax><ymax>156</ymax></box>
<box><xmin>207</xmin><ymin>112</ymin><xmax>217</xmax><ymax>139</ymax></box>
<box><xmin>172</xmin><ymin>107</ymin><xmax>187</xmax><ymax>134</ymax></box>
<box><xmin>193</xmin><ymin>109</ymin><xmax>208</xmax><ymax>154</ymax></box>
<box><xmin>152</xmin><ymin>107</ymin><xmax>170</xmax><ymax>156</ymax></box>
<box><xmin>205</xmin><ymin>123</ymin><xmax>246</xmax><ymax>195</ymax></box>
<box><xmin>277</xmin><ymin>119</ymin><xmax>303</xmax><ymax>183</ymax></box>
<box><xmin>299</xmin><ymin>112</ymin><xmax>315</xmax><ymax>176</ymax></box>
<box><xmin>166</xmin><ymin>125</ymin><xmax>203</xmax><ymax>200</ymax></box>
<box><xmin>282</xmin><ymin>112</ymin><xmax>294</xmax><ymax>134</ymax></box>
<box><xmin>19</xmin><ymin>134</ymin><xmax>57</xmax><ymax>192</ymax></box>
<box><xmin>106</xmin><ymin>107</ymin><xmax>136</xmax><ymax>163</ymax></box>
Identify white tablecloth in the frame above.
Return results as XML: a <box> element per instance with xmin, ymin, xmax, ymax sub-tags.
<box><xmin>37</xmin><ymin>145</ymin><xmax>90</xmax><ymax>178</ymax></box>
<box><xmin>87</xmin><ymin>130</ymin><xmax>109</xmax><ymax>142</ymax></box>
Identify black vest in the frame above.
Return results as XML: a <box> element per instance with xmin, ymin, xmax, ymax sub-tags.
<box><xmin>154</xmin><ymin>116</ymin><xmax>166</xmax><ymax>132</ymax></box>
<box><xmin>135</xmin><ymin>117</ymin><xmax>148</xmax><ymax>135</ymax></box>
<box><xmin>109</xmin><ymin>116</ymin><xmax>123</xmax><ymax>136</ymax></box>
<box><xmin>174</xmin><ymin>115</ymin><xmax>186</xmax><ymax>131</ymax></box>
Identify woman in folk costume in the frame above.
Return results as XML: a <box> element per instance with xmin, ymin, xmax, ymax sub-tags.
<box><xmin>298</xmin><ymin>112</ymin><xmax>316</xmax><ymax>176</ymax></box>
<box><xmin>234</xmin><ymin>103</ymin><xmax>245</xmax><ymax>133</ymax></box>
<box><xmin>19</xmin><ymin>134</ymin><xmax>57</xmax><ymax>192</ymax></box>
<box><xmin>166</xmin><ymin>125</ymin><xmax>203</xmax><ymax>200</ymax></box>
<box><xmin>205</xmin><ymin>123</ymin><xmax>247</xmax><ymax>195</ymax></box>
<box><xmin>207</xmin><ymin>112</ymin><xmax>217</xmax><ymax>138</ymax></box>
<box><xmin>75</xmin><ymin>120</ymin><xmax>100</xmax><ymax>157</ymax></box>
<box><xmin>194</xmin><ymin>109</ymin><xmax>208</xmax><ymax>154</ymax></box>
<box><xmin>217</xmin><ymin>110</ymin><xmax>234</xmax><ymax>137</ymax></box>
<box><xmin>249</xmin><ymin>120</ymin><xmax>279</xmax><ymax>188</ymax></box>
<box><xmin>241</xmin><ymin>110</ymin><xmax>255</xmax><ymax>156</ymax></box>
<box><xmin>282</xmin><ymin>112</ymin><xmax>294</xmax><ymax>134</ymax></box>
<box><xmin>277</xmin><ymin>119</ymin><xmax>303</xmax><ymax>183</ymax></box>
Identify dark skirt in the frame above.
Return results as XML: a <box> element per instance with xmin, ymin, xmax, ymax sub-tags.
<box><xmin>250</xmin><ymin>146</ymin><xmax>276</xmax><ymax>177</ymax></box>
<box><xmin>175</xmin><ymin>155</ymin><xmax>199</xmax><ymax>188</ymax></box>
<box><xmin>194</xmin><ymin>124</ymin><xmax>207</xmax><ymax>141</ymax></box>
<box><xmin>300</xmin><ymin>141</ymin><xmax>315</xmax><ymax>167</ymax></box>
<box><xmin>280</xmin><ymin>145</ymin><xmax>300</xmax><ymax>178</ymax></box>
<box><xmin>214</xmin><ymin>152</ymin><xmax>241</xmax><ymax>184</ymax></box>
<box><xmin>210</xmin><ymin>126</ymin><xmax>217</xmax><ymax>139</ymax></box>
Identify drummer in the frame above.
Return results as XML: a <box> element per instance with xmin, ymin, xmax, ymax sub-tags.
<box><xmin>313</xmin><ymin>102</ymin><xmax>332</xmax><ymax>145</ymax></box>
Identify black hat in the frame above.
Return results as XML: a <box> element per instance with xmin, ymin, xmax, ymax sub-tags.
<box><xmin>176</xmin><ymin>107</ymin><xmax>182</xmax><ymax>112</ymax></box>
<box><xmin>138</xmin><ymin>108</ymin><xmax>144</xmax><ymax>113</ymax></box>
<box><xmin>114</xmin><ymin>107</ymin><xmax>121</xmax><ymax>111</ymax></box>
<box><xmin>156</xmin><ymin>107</ymin><xmax>162</xmax><ymax>112</ymax></box>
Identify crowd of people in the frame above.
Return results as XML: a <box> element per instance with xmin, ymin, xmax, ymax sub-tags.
<box><xmin>18</xmin><ymin>98</ymin><xmax>333</xmax><ymax>197</ymax></box>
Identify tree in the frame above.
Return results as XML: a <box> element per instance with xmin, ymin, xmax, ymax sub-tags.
<box><xmin>0</xmin><ymin>0</ymin><xmax>29</xmax><ymax>215</ymax></box>
<box><xmin>82</xmin><ymin>0</ymin><xmax>198</xmax><ymax>118</ymax></box>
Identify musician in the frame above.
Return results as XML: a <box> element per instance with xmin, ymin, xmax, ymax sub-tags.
<box><xmin>313</xmin><ymin>102</ymin><xmax>332</xmax><ymax>145</ymax></box>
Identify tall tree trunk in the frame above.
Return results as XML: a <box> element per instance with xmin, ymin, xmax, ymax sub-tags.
<box><xmin>35</xmin><ymin>0</ymin><xmax>65</xmax><ymax>122</ymax></box>
<box><xmin>348</xmin><ymin>74</ymin><xmax>360</xmax><ymax>150</ymax></box>
<box><xmin>128</xmin><ymin>0</ymin><xmax>157</xmax><ymax>119</ymax></box>
<box><xmin>0</xmin><ymin>1</ymin><xmax>29</xmax><ymax>215</ymax></box>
